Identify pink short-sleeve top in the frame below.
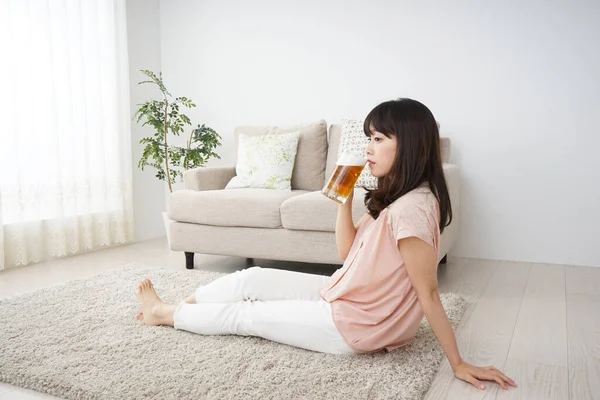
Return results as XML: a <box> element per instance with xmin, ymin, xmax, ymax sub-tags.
<box><xmin>320</xmin><ymin>184</ymin><xmax>440</xmax><ymax>353</ymax></box>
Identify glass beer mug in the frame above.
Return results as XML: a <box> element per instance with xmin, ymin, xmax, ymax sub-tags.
<box><xmin>321</xmin><ymin>152</ymin><xmax>367</xmax><ymax>205</ymax></box>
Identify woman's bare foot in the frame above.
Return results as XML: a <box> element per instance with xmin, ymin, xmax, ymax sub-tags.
<box><xmin>185</xmin><ymin>294</ymin><xmax>197</xmax><ymax>304</ymax></box>
<box><xmin>136</xmin><ymin>279</ymin><xmax>176</xmax><ymax>326</ymax></box>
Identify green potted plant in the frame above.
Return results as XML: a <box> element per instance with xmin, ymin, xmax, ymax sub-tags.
<box><xmin>133</xmin><ymin>70</ymin><xmax>222</xmax><ymax>242</ymax></box>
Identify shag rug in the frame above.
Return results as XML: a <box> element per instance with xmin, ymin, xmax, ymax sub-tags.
<box><xmin>0</xmin><ymin>263</ymin><xmax>465</xmax><ymax>400</ymax></box>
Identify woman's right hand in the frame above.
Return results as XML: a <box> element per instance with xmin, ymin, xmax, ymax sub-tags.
<box><xmin>341</xmin><ymin>189</ymin><xmax>354</xmax><ymax>208</ymax></box>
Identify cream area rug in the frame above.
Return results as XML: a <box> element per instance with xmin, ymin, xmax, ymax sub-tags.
<box><xmin>0</xmin><ymin>263</ymin><xmax>465</xmax><ymax>399</ymax></box>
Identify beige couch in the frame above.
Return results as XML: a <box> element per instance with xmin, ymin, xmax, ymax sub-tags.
<box><xmin>168</xmin><ymin>120</ymin><xmax>460</xmax><ymax>269</ymax></box>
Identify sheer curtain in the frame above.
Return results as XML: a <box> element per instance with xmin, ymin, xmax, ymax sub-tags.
<box><xmin>0</xmin><ymin>0</ymin><xmax>134</xmax><ymax>270</ymax></box>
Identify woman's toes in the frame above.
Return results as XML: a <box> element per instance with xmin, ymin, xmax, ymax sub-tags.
<box><xmin>136</xmin><ymin>312</ymin><xmax>144</xmax><ymax>320</ymax></box>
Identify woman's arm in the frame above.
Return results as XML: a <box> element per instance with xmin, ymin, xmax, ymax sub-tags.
<box><xmin>335</xmin><ymin>190</ymin><xmax>367</xmax><ymax>260</ymax></box>
<box><xmin>398</xmin><ymin>237</ymin><xmax>517</xmax><ymax>391</ymax></box>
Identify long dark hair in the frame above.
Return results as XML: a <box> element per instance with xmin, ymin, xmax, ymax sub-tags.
<box><xmin>363</xmin><ymin>98</ymin><xmax>452</xmax><ymax>233</ymax></box>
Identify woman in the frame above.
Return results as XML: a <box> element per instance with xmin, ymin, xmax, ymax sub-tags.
<box><xmin>135</xmin><ymin>98</ymin><xmax>517</xmax><ymax>391</ymax></box>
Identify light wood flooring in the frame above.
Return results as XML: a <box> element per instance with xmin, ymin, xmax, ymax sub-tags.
<box><xmin>0</xmin><ymin>237</ymin><xmax>598</xmax><ymax>399</ymax></box>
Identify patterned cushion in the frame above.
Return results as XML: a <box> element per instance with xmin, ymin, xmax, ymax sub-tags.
<box><xmin>338</xmin><ymin>119</ymin><xmax>377</xmax><ymax>189</ymax></box>
<box><xmin>225</xmin><ymin>131</ymin><xmax>300</xmax><ymax>190</ymax></box>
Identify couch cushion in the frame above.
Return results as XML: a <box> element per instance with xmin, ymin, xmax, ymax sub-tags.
<box><xmin>234</xmin><ymin>120</ymin><xmax>328</xmax><ymax>191</ymax></box>
<box><xmin>280</xmin><ymin>188</ymin><xmax>368</xmax><ymax>232</ymax></box>
<box><xmin>169</xmin><ymin>189</ymin><xmax>309</xmax><ymax>229</ymax></box>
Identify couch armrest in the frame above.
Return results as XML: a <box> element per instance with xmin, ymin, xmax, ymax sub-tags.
<box><xmin>183</xmin><ymin>167</ymin><xmax>236</xmax><ymax>191</ymax></box>
<box><xmin>443</xmin><ymin>163</ymin><xmax>460</xmax><ymax>211</ymax></box>
<box><xmin>439</xmin><ymin>163</ymin><xmax>460</xmax><ymax>260</ymax></box>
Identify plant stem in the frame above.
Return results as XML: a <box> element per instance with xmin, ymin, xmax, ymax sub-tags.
<box><xmin>185</xmin><ymin>129</ymin><xmax>194</xmax><ymax>170</ymax></box>
<box><xmin>163</xmin><ymin>96</ymin><xmax>172</xmax><ymax>193</ymax></box>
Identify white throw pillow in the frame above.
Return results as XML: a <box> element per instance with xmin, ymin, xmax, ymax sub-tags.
<box><xmin>225</xmin><ymin>131</ymin><xmax>300</xmax><ymax>190</ymax></box>
<box><xmin>338</xmin><ymin>119</ymin><xmax>378</xmax><ymax>190</ymax></box>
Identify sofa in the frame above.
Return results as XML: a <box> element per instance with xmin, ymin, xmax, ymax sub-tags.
<box><xmin>167</xmin><ymin>120</ymin><xmax>460</xmax><ymax>270</ymax></box>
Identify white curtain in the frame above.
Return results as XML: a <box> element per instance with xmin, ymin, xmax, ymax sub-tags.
<box><xmin>0</xmin><ymin>0</ymin><xmax>134</xmax><ymax>271</ymax></box>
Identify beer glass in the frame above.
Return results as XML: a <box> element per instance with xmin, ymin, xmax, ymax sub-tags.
<box><xmin>321</xmin><ymin>152</ymin><xmax>367</xmax><ymax>205</ymax></box>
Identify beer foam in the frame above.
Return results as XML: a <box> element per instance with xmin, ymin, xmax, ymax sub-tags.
<box><xmin>337</xmin><ymin>152</ymin><xmax>366</xmax><ymax>166</ymax></box>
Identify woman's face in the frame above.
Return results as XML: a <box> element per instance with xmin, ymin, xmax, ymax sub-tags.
<box><xmin>365</xmin><ymin>129</ymin><xmax>398</xmax><ymax>177</ymax></box>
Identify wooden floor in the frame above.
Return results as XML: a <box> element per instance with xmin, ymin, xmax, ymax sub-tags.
<box><xmin>0</xmin><ymin>237</ymin><xmax>598</xmax><ymax>399</ymax></box>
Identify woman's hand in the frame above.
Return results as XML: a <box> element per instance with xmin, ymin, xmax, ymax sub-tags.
<box><xmin>453</xmin><ymin>361</ymin><xmax>517</xmax><ymax>391</ymax></box>
<box><xmin>341</xmin><ymin>189</ymin><xmax>354</xmax><ymax>208</ymax></box>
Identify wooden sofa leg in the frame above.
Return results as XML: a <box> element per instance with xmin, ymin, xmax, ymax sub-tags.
<box><xmin>246</xmin><ymin>258</ymin><xmax>254</xmax><ymax>268</ymax></box>
<box><xmin>440</xmin><ymin>254</ymin><xmax>448</xmax><ymax>264</ymax></box>
<box><xmin>185</xmin><ymin>252</ymin><xmax>195</xmax><ymax>270</ymax></box>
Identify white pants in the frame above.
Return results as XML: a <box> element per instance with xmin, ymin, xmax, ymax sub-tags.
<box><xmin>173</xmin><ymin>266</ymin><xmax>357</xmax><ymax>355</ymax></box>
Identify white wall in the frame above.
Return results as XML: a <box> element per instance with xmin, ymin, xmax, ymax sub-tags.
<box><xmin>156</xmin><ymin>0</ymin><xmax>600</xmax><ymax>267</ymax></box>
<box><xmin>126</xmin><ymin>0</ymin><xmax>167</xmax><ymax>242</ymax></box>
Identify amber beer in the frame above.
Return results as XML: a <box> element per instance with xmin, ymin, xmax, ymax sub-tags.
<box><xmin>321</xmin><ymin>152</ymin><xmax>366</xmax><ymax>205</ymax></box>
